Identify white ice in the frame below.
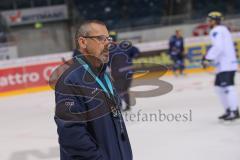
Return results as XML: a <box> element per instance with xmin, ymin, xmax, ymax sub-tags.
<box><xmin>0</xmin><ymin>72</ymin><xmax>240</xmax><ymax>160</ymax></box>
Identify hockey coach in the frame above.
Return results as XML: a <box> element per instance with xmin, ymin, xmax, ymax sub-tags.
<box><xmin>54</xmin><ymin>20</ymin><xmax>132</xmax><ymax>160</ymax></box>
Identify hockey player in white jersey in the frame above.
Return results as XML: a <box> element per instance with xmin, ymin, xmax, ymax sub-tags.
<box><xmin>202</xmin><ymin>11</ymin><xmax>239</xmax><ymax>121</ymax></box>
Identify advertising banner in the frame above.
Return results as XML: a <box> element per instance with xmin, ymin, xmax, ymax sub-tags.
<box><xmin>1</xmin><ymin>5</ymin><xmax>68</xmax><ymax>26</ymax></box>
<box><xmin>0</xmin><ymin>62</ymin><xmax>61</xmax><ymax>92</ymax></box>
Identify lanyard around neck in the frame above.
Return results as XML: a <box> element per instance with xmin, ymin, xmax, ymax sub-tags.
<box><xmin>76</xmin><ymin>56</ymin><xmax>114</xmax><ymax>98</ymax></box>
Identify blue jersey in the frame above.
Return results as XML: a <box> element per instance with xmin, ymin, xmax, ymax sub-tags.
<box><xmin>109</xmin><ymin>45</ymin><xmax>140</xmax><ymax>78</ymax></box>
<box><xmin>169</xmin><ymin>35</ymin><xmax>184</xmax><ymax>56</ymax></box>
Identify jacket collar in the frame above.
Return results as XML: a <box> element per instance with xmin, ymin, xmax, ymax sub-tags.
<box><xmin>75</xmin><ymin>50</ymin><xmax>107</xmax><ymax>77</ymax></box>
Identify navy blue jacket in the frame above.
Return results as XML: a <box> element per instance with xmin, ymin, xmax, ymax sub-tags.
<box><xmin>72</xmin><ymin>49</ymin><xmax>79</xmax><ymax>58</ymax></box>
<box><xmin>54</xmin><ymin>55</ymin><xmax>132</xmax><ymax>160</ymax></box>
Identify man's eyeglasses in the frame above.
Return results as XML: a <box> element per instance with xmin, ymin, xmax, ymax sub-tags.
<box><xmin>83</xmin><ymin>35</ymin><xmax>113</xmax><ymax>43</ymax></box>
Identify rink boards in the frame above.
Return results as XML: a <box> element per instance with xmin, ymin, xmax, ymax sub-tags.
<box><xmin>0</xmin><ymin>33</ymin><xmax>240</xmax><ymax>97</ymax></box>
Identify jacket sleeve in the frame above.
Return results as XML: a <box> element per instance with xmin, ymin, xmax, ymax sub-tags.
<box><xmin>206</xmin><ymin>30</ymin><xmax>224</xmax><ymax>61</ymax></box>
<box><xmin>55</xmin><ymin>89</ymin><xmax>105</xmax><ymax>160</ymax></box>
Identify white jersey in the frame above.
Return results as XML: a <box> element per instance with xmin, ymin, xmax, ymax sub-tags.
<box><xmin>206</xmin><ymin>25</ymin><xmax>238</xmax><ymax>73</ymax></box>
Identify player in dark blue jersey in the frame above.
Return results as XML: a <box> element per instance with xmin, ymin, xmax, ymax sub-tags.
<box><xmin>168</xmin><ymin>29</ymin><xmax>185</xmax><ymax>76</ymax></box>
<box><xmin>109</xmin><ymin>31</ymin><xmax>140</xmax><ymax>111</ymax></box>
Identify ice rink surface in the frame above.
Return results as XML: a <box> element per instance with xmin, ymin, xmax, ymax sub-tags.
<box><xmin>1</xmin><ymin>72</ymin><xmax>240</xmax><ymax>160</ymax></box>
